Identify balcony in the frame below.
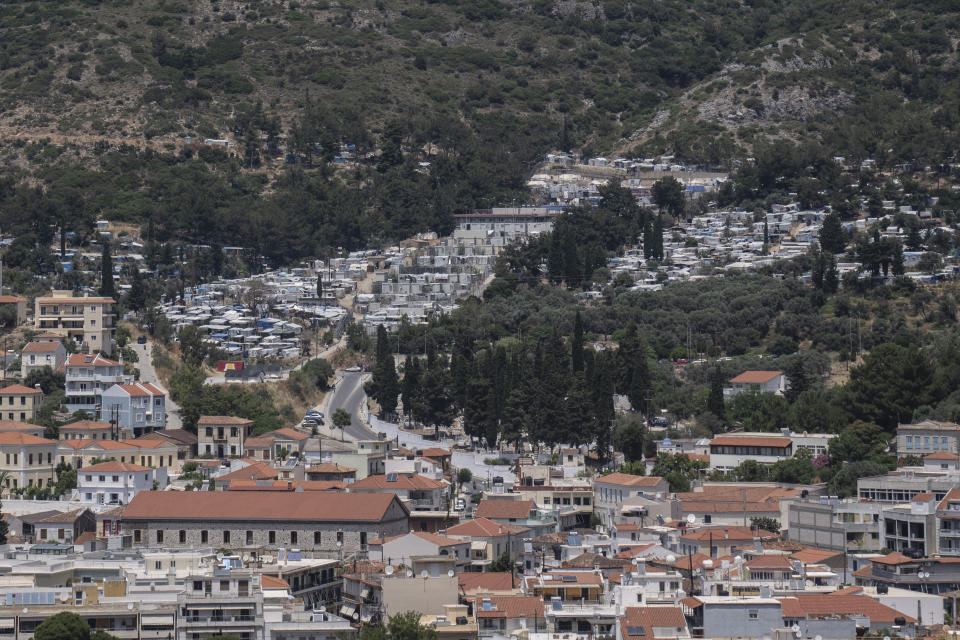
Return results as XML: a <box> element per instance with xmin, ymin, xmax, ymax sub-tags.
<box><xmin>185</xmin><ymin>615</ymin><xmax>258</xmax><ymax>626</ymax></box>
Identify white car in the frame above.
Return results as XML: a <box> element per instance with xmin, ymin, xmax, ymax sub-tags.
<box><xmin>345</xmin><ymin>366</ymin><xmax>362</xmax><ymax>372</ymax></box>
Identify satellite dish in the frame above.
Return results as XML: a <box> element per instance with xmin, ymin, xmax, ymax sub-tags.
<box><xmin>815</xmin><ymin>635</ymin><xmax>823</xmax><ymax>640</ymax></box>
<box><xmin>883</xmin><ymin>636</ymin><xmax>891</xmax><ymax>640</ymax></box>
<box><xmin>447</xmin><ymin>569</ymin><xmax>455</xmax><ymax>577</ymax></box>
<box><xmin>406</xmin><ymin>570</ymin><xmax>414</xmax><ymax>578</ymax></box>
<box><xmin>734</xmin><ymin>556</ymin><xmax>745</xmax><ymax>565</ymax></box>
<box><xmin>791</xmin><ymin>625</ymin><xmax>800</xmax><ymax>637</ymax></box>
<box><xmin>721</xmin><ymin>559</ymin><xmax>730</xmax><ymax>570</ymax></box>
<box><xmin>702</xmin><ymin>559</ymin><xmax>713</xmax><ymax>570</ymax></box>
<box><xmin>384</xmin><ymin>565</ymin><xmax>395</xmax><ymax>576</ymax></box>
<box><xmin>336</xmin><ymin>540</ymin><xmax>343</xmax><ymax>549</ymax></box>
<box><xmin>686</xmin><ymin>514</ymin><xmax>696</xmax><ymax>524</ymax></box>
<box><xmin>216</xmin><ymin>552</ymin><xmax>224</xmax><ymax>561</ymax></box>
<box><xmin>420</xmin><ymin>570</ymin><xmax>429</xmax><ymax>578</ymax></box>
<box><xmin>665</xmin><ymin>555</ymin><xmax>677</xmax><ymax>564</ymax></box>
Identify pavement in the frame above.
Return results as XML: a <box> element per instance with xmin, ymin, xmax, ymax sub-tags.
<box><xmin>130</xmin><ymin>341</ymin><xmax>182</xmax><ymax>429</ymax></box>
<box><xmin>320</xmin><ymin>370</ymin><xmax>378</xmax><ymax>441</ymax></box>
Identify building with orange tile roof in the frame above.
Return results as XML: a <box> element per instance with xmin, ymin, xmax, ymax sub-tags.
<box><xmin>64</xmin><ymin>352</ymin><xmax>129</xmax><ymax>416</ymax></box>
<box><xmin>197</xmin><ymin>415</ymin><xmax>254</xmax><ymax>458</ymax></box>
<box><xmin>368</xmin><ymin>530</ymin><xmax>471</xmax><ymax>568</ymax></box>
<box><xmin>120</xmin><ymin>491</ymin><xmax>409</xmax><ymax>553</ymax></box>
<box><xmin>100</xmin><ymin>382</ymin><xmax>167</xmax><ymax>435</ymax></box>
<box><xmin>724</xmin><ymin>370</ymin><xmax>785</xmax><ymax>397</ymax></box>
<box><xmin>243</xmin><ymin>427</ymin><xmax>311</xmax><ymax>461</ymax></box>
<box><xmin>0</xmin><ymin>431</ymin><xmax>58</xmax><ymax>496</ymax></box>
<box><xmin>21</xmin><ymin>337</ymin><xmax>66</xmax><ymax>378</ymax></box>
<box><xmin>56</xmin><ymin>436</ymin><xmax>181</xmax><ymax>472</ymax></box>
<box><xmin>348</xmin><ymin>472</ymin><xmax>449</xmax><ymax>511</ymax></box>
<box><xmin>0</xmin><ymin>383</ymin><xmax>43</xmax><ymax>422</ymax></box>
<box><xmin>77</xmin><ymin>460</ymin><xmax>165</xmax><ymax>506</ymax></box>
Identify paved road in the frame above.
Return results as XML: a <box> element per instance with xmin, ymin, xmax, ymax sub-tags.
<box><xmin>323</xmin><ymin>371</ymin><xmax>377</xmax><ymax>441</ymax></box>
<box><xmin>130</xmin><ymin>341</ymin><xmax>182</xmax><ymax>429</ymax></box>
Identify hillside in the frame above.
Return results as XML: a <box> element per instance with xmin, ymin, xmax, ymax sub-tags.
<box><xmin>0</xmin><ymin>0</ymin><xmax>959</xmax><ymax>268</ymax></box>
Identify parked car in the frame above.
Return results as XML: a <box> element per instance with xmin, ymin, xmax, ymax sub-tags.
<box><xmin>345</xmin><ymin>366</ymin><xmax>362</xmax><ymax>372</ymax></box>
<box><xmin>137</xmin><ymin>335</ymin><xmax>147</xmax><ymax>344</ymax></box>
<box><xmin>306</xmin><ymin>410</ymin><xmax>323</xmax><ymax>418</ymax></box>
<box><xmin>303</xmin><ymin>418</ymin><xmax>320</xmax><ymax>428</ymax></box>
<box><xmin>455</xmin><ymin>498</ymin><xmax>466</xmax><ymax>511</ymax></box>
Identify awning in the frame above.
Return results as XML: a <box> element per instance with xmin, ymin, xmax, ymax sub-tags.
<box><xmin>340</xmin><ymin>605</ymin><xmax>356</xmax><ymax>618</ymax></box>
<box><xmin>141</xmin><ymin>614</ymin><xmax>174</xmax><ymax>626</ymax></box>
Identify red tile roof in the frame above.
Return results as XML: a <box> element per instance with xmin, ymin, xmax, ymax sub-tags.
<box><xmin>620</xmin><ymin>606</ymin><xmax>687</xmax><ymax>639</ymax></box>
<box><xmin>744</xmin><ymin>554</ymin><xmax>794</xmax><ymax>570</ymax></box>
<box><xmin>729</xmin><ymin>370</ymin><xmax>783</xmax><ymax>384</ymax></box>
<box><xmin>122</xmin><ymin>491</ymin><xmax>405</xmax><ymax>522</ymax></box>
<box><xmin>306</xmin><ymin>463</ymin><xmax>356</xmax><ymax>474</ymax></box>
<box><xmin>116</xmin><ymin>383</ymin><xmax>164</xmax><ymax>397</ymax></box>
<box><xmin>349</xmin><ymin>473</ymin><xmax>445</xmax><ymax>490</ymax></box>
<box><xmin>0</xmin><ymin>421</ymin><xmax>43</xmax><ymax>433</ymax></box>
<box><xmin>471</xmin><ymin>596</ymin><xmax>544</xmax><ymax>619</ymax></box>
<box><xmin>871</xmin><ymin>551</ymin><xmax>917</xmax><ymax>565</ymax></box>
<box><xmin>938</xmin><ymin>488</ymin><xmax>960</xmax><ymax>511</ymax></box>
<box><xmin>0</xmin><ymin>432</ymin><xmax>55</xmax><ymax>446</ymax></box>
<box><xmin>445</xmin><ymin>517</ymin><xmax>528</xmax><ymax>538</ymax></box>
<box><xmin>81</xmin><ymin>461</ymin><xmax>152</xmax><ymax>473</ymax></box>
<box><xmin>261</xmin><ymin>575</ymin><xmax>290</xmax><ymax>590</ymax></box>
<box><xmin>66</xmin><ymin>353</ymin><xmax>120</xmax><ymax>367</ymax></box>
<box><xmin>474</xmin><ymin>499</ymin><xmax>535</xmax><ymax>520</ymax></box>
<box><xmin>596</xmin><ymin>473</ymin><xmax>666</xmax><ymax>487</ymax></box>
<box><xmin>0</xmin><ymin>384</ymin><xmax>42</xmax><ymax>395</ymax></box>
<box><xmin>0</xmin><ymin>295</ymin><xmax>25</xmax><ymax>303</ymax></box>
<box><xmin>925</xmin><ymin>451</ymin><xmax>959</xmax><ymax>461</ymax></box>
<box><xmin>778</xmin><ymin>593</ymin><xmax>916</xmax><ymax>624</ymax></box>
<box><xmin>217</xmin><ymin>462</ymin><xmax>278</xmax><ymax>483</ymax></box>
<box><xmin>61</xmin><ymin>420</ymin><xmax>113</xmax><ymax>431</ymax></box>
<box><xmin>458</xmin><ymin>572</ymin><xmax>516</xmax><ymax>594</ymax></box>
<box><xmin>244</xmin><ymin>427</ymin><xmax>310</xmax><ymax>447</ymax></box>
<box><xmin>709</xmin><ymin>435</ymin><xmax>792</xmax><ymax>448</ymax></box>
<box><xmin>198</xmin><ymin>416</ymin><xmax>253</xmax><ymax>425</ymax></box>
<box><xmin>23</xmin><ymin>341</ymin><xmax>61</xmax><ymax>353</ymax></box>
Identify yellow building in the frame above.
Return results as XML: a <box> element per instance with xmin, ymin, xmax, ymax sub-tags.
<box><xmin>58</xmin><ymin>437</ymin><xmax>182</xmax><ymax>472</ymax></box>
<box><xmin>0</xmin><ymin>432</ymin><xmax>58</xmax><ymax>495</ymax></box>
<box><xmin>0</xmin><ymin>384</ymin><xmax>43</xmax><ymax>421</ymax></box>
<box><xmin>34</xmin><ymin>290</ymin><xmax>116</xmax><ymax>355</ymax></box>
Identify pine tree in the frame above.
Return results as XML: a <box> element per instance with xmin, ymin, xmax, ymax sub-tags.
<box><xmin>707</xmin><ymin>365</ymin><xmax>725</xmax><ymax>426</ymax></box>
<box><xmin>820</xmin><ymin>213</ymin><xmax>846</xmax><ymax>254</ymax></box>
<box><xmin>653</xmin><ymin>215</ymin><xmax>664</xmax><ymax>259</ymax></box>
<box><xmin>371</xmin><ymin>326</ymin><xmax>400</xmax><ymax>415</ymax></box>
<box><xmin>127</xmin><ymin>268</ymin><xmax>147</xmax><ymax>311</ymax></box>
<box><xmin>100</xmin><ymin>240</ymin><xmax>115</xmax><ymax>298</ymax></box>
<box><xmin>401</xmin><ymin>356</ymin><xmax>422</xmax><ymax>423</ymax></box>
<box><xmin>571</xmin><ymin>311</ymin><xmax>585</xmax><ymax>373</ymax></box>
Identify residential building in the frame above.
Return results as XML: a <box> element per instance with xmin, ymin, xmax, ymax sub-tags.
<box><xmin>619</xmin><ymin>606</ymin><xmax>689</xmax><ymax>640</ymax></box>
<box><xmin>121</xmin><ymin>491</ymin><xmax>409</xmax><ymax>552</ymax></box>
<box><xmin>34</xmin><ymin>290</ymin><xmax>116</xmax><ymax>354</ymax></box>
<box><xmin>682</xmin><ymin>596</ymin><xmax>784</xmax><ymax>640</ymax></box>
<box><xmin>779</xmin><ymin>593</ymin><xmax>918</xmax><ymax>637</ymax></box>
<box><xmin>937</xmin><ymin>488</ymin><xmax>960</xmax><ymax>555</ymax></box>
<box><xmin>306</xmin><ymin>462</ymin><xmax>357</xmax><ymax>483</ymax></box>
<box><xmin>881</xmin><ymin>494</ymin><xmax>938</xmax><ymax>556</ymax></box>
<box><xmin>593</xmin><ymin>473</ymin><xmax>670</xmax><ymax>526</ymax></box>
<box><xmin>677</xmin><ymin>485</ymin><xmax>800</xmax><ymax>528</ymax></box>
<box><xmin>0</xmin><ymin>294</ymin><xmax>27</xmax><ymax>325</ymax></box>
<box><xmin>0</xmin><ymin>384</ymin><xmax>43</xmax><ymax>421</ymax></box>
<box><xmin>0</xmin><ymin>420</ymin><xmax>44</xmax><ymax>437</ymax></box>
<box><xmin>924</xmin><ymin>451</ymin><xmax>959</xmax><ymax>470</ymax></box>
<box><xmin>707</xmin><ymin>434</ymin><xmax>793</xmax><ymax>471</ymax></box>
<box><xmin>244</xmin><ymin>427</ymin><xmax>311</xmax><ymax>461</ymax></box>
<box><xmin>57</xmin><ymin>437</ymin><xmax>182</xmax><ymax>472</ymax></box>
<box><xmin>723</xmin><ymin>370</ymin><xmax>786</xmax><ymax>397</ymax></box>
<box><xmin>262</xmin><ymin>558</ymin><xmax>342</xmax><ymax>611</ymax></box>
<box><xmin>475</xmin><ymin>499</ymin><xmax>537</xmax><ymax>523</ymax></box>
<box><xmin>445</xmin><ymin>517</ymin><xmax>529</xmax><ymax>569</ymax></box>
<box><xmin>677</xmin><ymin>526</ymin><xmax>778</xmax><ymax>557</ymax></box>
<box><xmin>368</xmin><ymin>531</ymin><xmax>472</xmax><ymax>568</ymax></box>
<box><xmin>77</xmin><ymin>460</ymin><xmax>167</xmax><ymax>506</ymax></box>
<box><xmin>100</xmin><ymin>382</ymin><xmax>167</xmax><ymax>436</ymax></box>
<box><xmin>0</xmin><ymin>431</ymin><xmax>58</xmax><ymax>494</ymax></box>
<box><xmin>20</xmin><ymin>338</ymin><xmax>66</xmax><ymax>378</ymax></box>
<box><xmin>60</xmin><ymin>419</ymin><xmax>117</xmax><ymax>441</ymax></box>
<box><xmin>473</xmin><ymin>595</ymin><xmax>546</xmax><ymax>639</ymax></box>
<box><xmin>198</xmin><ymin>415</ymin><xmax>254</xmax><ymax>458</ymax></box>
<box><xmin>348</xmin><ymin>472</ymin><xmax>448</xmax><ymax>510</ymax></box>
<box><xmin>785</xmin><ymin>497</ymin><xmax>882</xmax><ymax>552</ymax></box>
<box><xmin>137</xmin><ymin>428</ymin><xmax>198</xmax><ymax>460</ymax></box>
<box><xmin>64</xmin><ymin>352</ymin><xmax>130</xmax><ymax>415</ymax></box>
<box><xmin>897</xmin><ymin>419</ymin><xmax>960</xmax><ymax>456</ymax></box>
<box><xmin>177</xmin><ymin>570</ymin><xmax>264</xmax><ymax>640</ymax></box>
<box><xmin>32</xmin><ymin>508</ymin><xmax>96</xmax><ymax>543</ymax></box>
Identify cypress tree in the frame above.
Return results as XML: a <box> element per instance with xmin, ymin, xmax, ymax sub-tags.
<box><xmin>371</xmin><ymin>325</ymin><xmax>400</xmax><ymax>415</ymax></box>
<box><xmin>707</xmin><ymin>364</ymin><xmax>725</xmax><ymax>425</ymax></box>
<box><xmin>100</xmin><ymin>240</ymin><xmax>115</xmax><ymax>298</ymax></box>
<box><xmin>653</xmin><ymin>215</ymin><xmax>664</xmax><ymax>259</ymax></box>
<box><xmin>571</xmin><ymin>311</ymin><xmax>585</xmax><ymax>373</ymax></box>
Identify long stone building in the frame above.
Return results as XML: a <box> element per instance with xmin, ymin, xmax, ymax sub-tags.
<box><xmin>121</xmin><ymin>490</ymin><xmax>409</xmax><ymax>553</ymax></box>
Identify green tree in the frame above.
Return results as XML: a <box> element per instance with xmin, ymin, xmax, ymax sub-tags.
<box><xmin>487</xmin><ymin>551</ymin><xmax>513</xmax><ymax>572</ymax></box>
<box><xmin>457</xmin><ymin>468</ymin><xmax>472</xmax><ymax>484</ymax></box>
<box><xmin>177</xmin><ymin>325</ymin><xmax>210</xmax><ymax>367</ymax></box>
<box><xmin>651</xmin><ymin>176</ymin><xmax>685</xmax><ymax>218</ymax></box>
<box><xmin>332</xmin><ymin>408</ymin><xmax>352</xmax><ymax>435</ymax></box>
<box><xmin>127</xmin><ymin>268</ymin><xmax>148</xmax><ymax>311</ymax></box>
<box><xmin>843</xmin><ymin>343</ymin><xmax>934</xmax><ymax>431</ymax></box>
<box><xmin>369</xmin><ymin>325</ymin><xmax>400</xmax><ymax>415</ymax></box>
<box><xmin>100</xmin><ymin>240</ymin><xmax>115</xmax><ymax>299</ymax></box>
<box><xmin>571</xmin><ymin>311</ymin><xmax>585</xmax><ymax>373</ymax></box>
<box><xmin>750</xmin><ymin>516</ymin><xmax>781</xmax><ymax>534</ymax></box>
<box><xmin>34</xmin><ymin>611</ymin><xmax>119</xmax><ymax>640</ymax></box>
<box><xmin>614</xmin><ymin>414</ymin><xmax>648</xmax><ymax>462</ymax></box>
<box><xmin>820</xmin><ymin>212</ymin><xmax>846</xmax><ymax>254</ymax></box>
<box><xmin>769</xmin><ymin>448</ymin><xmax>816</xmax><ymax>484</ymax></box>
<box><xmin>706</xmin><ymin>365</ymin><xmax>725</xmax><ymax>424</ymax></box>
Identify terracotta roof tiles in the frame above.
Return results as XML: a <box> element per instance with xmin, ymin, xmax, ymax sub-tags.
<box><xmin>474</xmin><ymin>499</ymin><xmax>535</xmax><ymax>520</ymax></box>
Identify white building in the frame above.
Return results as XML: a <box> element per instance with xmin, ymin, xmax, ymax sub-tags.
<box><xmin>723</xmin><ymin>370</ymin><xmax>786</xmax><ymax>398</ymax></box>
<box><xmin>65</xmin><ymin>353</ymin><xmax>131</xmax><ymax>415</ymax></box>
<box><xmin>21</xmin><ymin>338</ymin><xmax>67</xmax><ymax>378</ymax></box>
<box><xmin>77</xmin><ymin>460</ymin><xmax>166</xmax><ymax>506</ymax></box>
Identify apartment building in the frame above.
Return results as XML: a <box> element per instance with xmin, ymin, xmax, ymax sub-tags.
<box><xmin>593</xmin><ymin>473</ymin><xmax>670</xmax><ymax>526</ymax></box>
<box><xmin>897</xmin><ymin>420</ymin><xmax>960</xmax><ymax>456</ymax></box>
<box><xmin>0</xmin><ymin>431</ymin><xmax>58</xmax><ymax>494</ymax></box>
<box><xmin>20</xmin><ymin>338</ymin><xmax>66</xmax><ymax>378</ymax></box>
<box><xmin>198</xmin><ymin>415</ymin><xmax>254</xmax><ymax>458</ymax></box>
<box><xmin>77</xmin><ymin>460</ymin><xmax>166</xmax><ymax>506</ymax></box>
<box><xmin>100</xmin><ymin>382</ymin><xmax>167</xmax><ymax>435</ymax></box>
<box><xmin>65</xmin><ymin>352</ymin><xmax>131</xmax><ymax>415</ymax></box>
<box><xmin>0</xmin><ymin>384</ymin><xmax>43</xmax><ymax>421</ymax></box>
<box><xmin>34</xmin><ymin>290</ymin><xmax>116</xmax><ymax>355</ymax></box>
<box><xmin>177</xmin><ymin>569</ymin><xmax>263</xmax><ymax>640</ymax></box>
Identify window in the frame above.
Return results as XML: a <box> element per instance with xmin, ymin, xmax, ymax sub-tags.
<box><xmin>924</xmin><ymin>436</ymin><xmax>930</xmax><ymax>449</ymax></box>
<box><xmin>201</xmin><ymin>530</ymin><xmax>208</xmax><ymax>543</ymax></box>
<box><xmin>360</xmin><ymin>532</ymin><xmax>367</xmax><ymax>546</ymax></box>
<box><xmin>156</xmin><ymin>530</ymin><xmax>164</xmax><ymax>543</ymax></box>
<box><xmin>134</xmin><ymin>530</ymin><xmax>141</xmax><ymax>543</ymax></box>
<box><xmin>269</xmin><ymin>531</ymin><xmax>276</xmax><ymax>544</ymax></box>
<box><xmin>193</xmin><ymin>580</ymin><xmax>203</xmax><ymax>591</ymax></box>
<box><xmin>943</xmin><ymin>437</ymin><xmax>950</xmax><ymax>451</ymax></box>
<box><xmin>246</xmin><ymin>530</ymin><xmax>254</xmax><ymax>545</ymax></box>
<box><xmin>220</xmin><ymin>580</ymin><xmax>230</xmax><ymax>591</ymax></box>
<box><xmin>337</xmin><ymin>531</ymin><xmax>344</xmax><ymax>544</ymax></box>
<box><xmin>179</xmin><ymin>530</ymin><xmax>186</xmax><ymax>543</ymax></box>
<box><xmin>223</xmin><ymin>531</ymin><xmax>231</xmax><ymax>544</ymax></box>
<box><xmin>28</xmin><ymin>454</ymin><xmax>33</xmax><ymax>465</ymax></box>
<box><xmin>155</xmin><ymin>561</ymin><xmax>162</xmax><ymax>570</ymax></box>
<box><xmin>314</xmin><ymin>531</ymin><xmax>322</xmax><ymax>544</ymax></box>
<box><xmin>112</xmin><ymin>475</ymin><xmax>119</xmax><ymax>482</ymax></box>
<box><xmin>748</xmin><ymin>610</ymin><xmax>758</xmax><ymax>620</ymax></box>
<box><xmin>291</xmin><ymin>531</ymin><xmax>298</xmax><ymax>544</ymax></box>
